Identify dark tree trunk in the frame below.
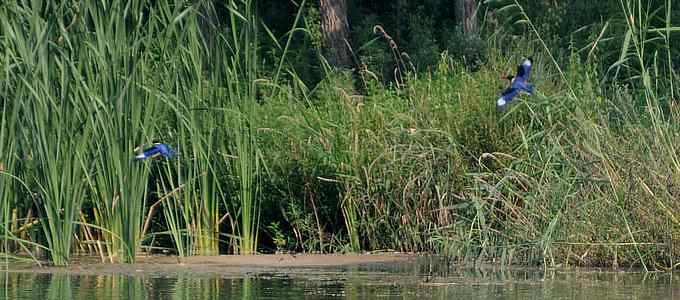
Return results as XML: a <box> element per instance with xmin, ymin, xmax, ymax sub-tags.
<box><xmin>318</xmin><ymin>0</ymin><xmax>352</xmax><ymax>69</ymax></box>
<box><xmin>454</xmin><ymin>0</ymin><xmax>477</xmax><ymax>33</ymax></box>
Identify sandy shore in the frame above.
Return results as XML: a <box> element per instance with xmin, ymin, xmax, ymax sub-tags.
<box><xmin>168</xmin><ymin>253</ymin><xmax>410</xmax><ymax>266</ymax></box>
<box><xmin>3</xmin><ymin>253</ymin><xmax>415</xmax><ymax>276</ymax></box>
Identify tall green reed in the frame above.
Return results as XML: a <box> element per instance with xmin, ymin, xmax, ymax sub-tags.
<box><xmin>341</xmin><ymin>91</ymin><xmax>361</xmax><ymax>252</ymax></box>
<box><xmin>78</xmin><ymin>0</ymin><xmax>161</xmax><ymax>263</ymax></box>
<box><xmin>0</xmin><ymin>77</ymin><xmax>43</xmax><ymax>264</ymax></box>
<box><xmin>617</xmin><ymin>0</ymin><xmax>679</xmax><ymax>269</ymax></box>
<box><xmin>0</xmin><ymin>86</ymin><xmax>16</xmax><ymax>262</ymax></box>
<box><xmin>1</xmin><ymin>1</ymin><xmax>93</xmax><ymax>266</ymax></box>
<box><xmin>157</xmin><ymin>25</ymin><xmax>223</xmax><ymax>256</ymax></box>
<box><xmin>216</xmin><ymin>0</ymin><xmax>262</xmax><ymax>254</ymax></box>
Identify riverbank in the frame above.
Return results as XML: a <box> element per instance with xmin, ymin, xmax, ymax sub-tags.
<box><xmin>2</xmin><ymin>253</ymin><xmax>413</xmax><ymax>276</ymax></box>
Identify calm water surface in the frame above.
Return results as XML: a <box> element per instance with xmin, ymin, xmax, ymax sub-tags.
<box><xmin>1</xmin><ymin>257</ymin><xmax>678</xmax><ymax>299</ymax></box>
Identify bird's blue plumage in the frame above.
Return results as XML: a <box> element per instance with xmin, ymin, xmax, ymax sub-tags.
<box><xmin>515</xmin><ymin>58</ymin><xmax>532</xmax><ymax>82</ymax></box>
<box><xmin>134</xmin><ymin>143</ymin><xmax>175</xmax><ymax>160</ymax></box>
<box><xmin>497</xmin><ymin>58</ymin><xmax>534</xmax><ymax>111</ymax></box>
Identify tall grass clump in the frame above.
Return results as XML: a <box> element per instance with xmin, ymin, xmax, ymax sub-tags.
<box><xmin>1</xmin><ymin>2</ymin><xmax>93</xmax><ymax>266</ymax></box>
<box><xmin>0</xmin><ymin>89</ymin><xmax>37</xmax><ymax>265</ymax></box>
<box><xmin>253</xmin><ymin>18</ymin><xmax>680</xmax><ymax>266</ymax></box>
<box><xmin>79</xmin><ymin>0</ymin><xmax>162</xmax><ymax>263</ymax></box>
<box><xmin>0</xmin><ymin>85</ymin><xmax>17</xmax><ymax>262</ymax></box>
<box><xmin>0</xmin><ymin>39</ymin><xmax>11</xmax><ymax>260</ymax></box>
<box><xmin>155</xmin><ymin>6</ymin><xmax>223</xmax><ymax>256</ymax></box>
<box><xmin>217</xmin><ymin>0</ymin><xmax>262</xmax><ymax>255</ymax></box>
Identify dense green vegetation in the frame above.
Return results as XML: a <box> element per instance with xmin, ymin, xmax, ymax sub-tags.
<box><xmin>1</xmin><ymin>0</ymin><xmax>678</xmax><ymax>270</ymax></box>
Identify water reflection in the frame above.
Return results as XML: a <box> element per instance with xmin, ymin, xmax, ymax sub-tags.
<box><xmin>1</xmin><ymin>257</ymin><xmax>679</xmax><ymax>299</ymax></box>
<box><xmin>46</xmin><ymin>274</ymin><xmax>72</xmax><ymax>300</ymax></box>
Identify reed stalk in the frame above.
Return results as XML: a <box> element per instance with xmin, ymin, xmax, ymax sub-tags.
<box><xmin>219</xmin><ymin>0</ymin><xmax>261</xmax><ymax>254</ymax></box>
<box><xmin>78</xmin><ymin>0</ymin><xmax>161</xmax><ymax>263</ymax></box>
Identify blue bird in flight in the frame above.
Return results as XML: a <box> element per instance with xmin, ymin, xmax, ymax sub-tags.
<box><xmin>134</xmin><ymin>143</ymin><xmax>175</xmax><ymax>160</ymax></box>
<box><xmin>496</xmin><ymin>57</ymin><xmax>534</xmax><ymax>111</ymax></box>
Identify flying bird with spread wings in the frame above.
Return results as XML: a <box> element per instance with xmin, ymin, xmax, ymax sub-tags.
<box><xmin>134</xmin><ymin>143</ymin><xmax>175</xmax><ymax>160</ymax></box>
<box><xmin>496</xmin><ymin>57</ymin><xmax>535</xmax><ymax>111</ymax></box>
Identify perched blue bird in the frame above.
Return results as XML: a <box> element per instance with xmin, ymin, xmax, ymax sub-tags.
<box><xmin>134</xmin><ymin>143</ymin><xmax>175</xmax><ymax>160</ymax></box>
<box><xmin>496</xmin><ymin>57</ymin><xmax>534</xmax><ymax>111</ymax></box>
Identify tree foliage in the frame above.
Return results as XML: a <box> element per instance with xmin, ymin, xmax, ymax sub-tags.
<box><xmin>254</xmin><ymin>0</ymin><xmax>677</xmax><ymax>87</ymax></box>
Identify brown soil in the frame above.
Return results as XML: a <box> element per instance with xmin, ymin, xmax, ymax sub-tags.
<box><xmin>3</xmin><ymin>253</ymin><xmax>414</xmax><ymax>277</ymax></box>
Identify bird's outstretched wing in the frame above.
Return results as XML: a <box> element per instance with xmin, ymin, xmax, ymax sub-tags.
<box><xmin>135</xmin><ymin>146</ymin><xmax>159</xmax><ymax>160</ymax></box>
<box><xmin>135</xmin><ymin>143</ymin><xmax>175</xmax><ymax>160</ymax></box>
<box><xmin>497</xmin><ymin>58</ymin><xmax>534</xmax><ymax>112</ymax></box>
<box><xmin>496</xmin><ymin>87</ymin><xmax>519</xmax><ymax>110</ymax></box>
<box><xmin>157</xmin><ymin>144</ymin><xmax>176</xmax><ymax>159</ymax></box>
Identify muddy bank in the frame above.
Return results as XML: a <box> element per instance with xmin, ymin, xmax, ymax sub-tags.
<box><xmin>3</xmin><ymin>253</ymin><xmax>414</xmax><ymax>277</ymax></box>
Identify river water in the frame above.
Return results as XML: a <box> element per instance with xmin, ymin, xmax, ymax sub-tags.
<box><xmin>1</xmin><ymin>257</ymin><xmax>678</xmax><ymax>299</ymax></box>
